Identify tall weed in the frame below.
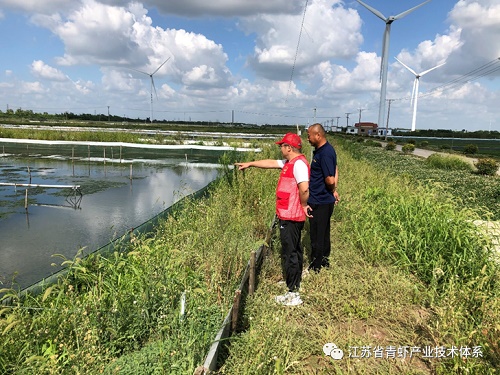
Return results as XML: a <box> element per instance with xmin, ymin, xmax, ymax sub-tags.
<box><xmin>0</xmin><ymin>145</ymin><xmax>281</xmax><ymax>373</ymax></box>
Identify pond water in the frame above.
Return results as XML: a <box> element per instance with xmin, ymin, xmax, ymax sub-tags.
<box><xmin>0</xmin><ymin>141</ymin><xmax>230</xmax><ymax>291</ymax></box>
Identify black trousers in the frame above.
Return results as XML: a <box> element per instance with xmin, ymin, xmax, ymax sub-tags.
<box><xmin>308</xmin><ymin>203</ymin><xmax>334</xmax><ymax>271</ymax></box>
<box><xmin>279</xmin><ymin>219</ymin><xmax>304</xmax><ymax>292</ymax></box>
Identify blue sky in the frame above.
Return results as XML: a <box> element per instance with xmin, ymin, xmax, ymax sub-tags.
<box><xmin>0</xmin><ymin>0</ymin><xmax>499</xmax><ymax>132</ymax></box>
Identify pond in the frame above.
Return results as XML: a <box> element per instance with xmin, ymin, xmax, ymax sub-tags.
<box><xmin>0</xmin><ymin>140</ymin><xmax>237</xmax><ymax>291</ymax></box>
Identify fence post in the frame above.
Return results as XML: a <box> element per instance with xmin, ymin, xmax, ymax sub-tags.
<box><xmin>249</xmin><ymin>251</ymin><xmax>256</xmax><ymax>295</ymax></box>
<box><xmin>231</xmin><ymin>290</ymin><xmax>241</xmax><ymax>332</ymax></box>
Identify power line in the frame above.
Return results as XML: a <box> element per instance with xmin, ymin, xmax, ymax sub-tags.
<box><xmin>285</xmin><ymin>0</ymin><xmax>309</xmax><ymax>104</ymax></box>
<box><xmin>400</xmin><ymin>57</ymin><xmax>500</xmax><ymax>102</ymax></box>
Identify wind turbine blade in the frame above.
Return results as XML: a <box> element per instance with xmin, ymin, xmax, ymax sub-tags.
<box><xmin>129</xmin><ymin>67</ymin><xmax>150</xmax><ymax>76</ymax></box>
<box><xmin>419</xmin><ymin>62</ymin><xmax>446</xmax><ymax>77</ymax></box>
<box><xmin>356</xmin><ymin>0</ymin><xmax>387</xmax><ymax>22</ymax></box>
<box><xmin>151</xmin><ymin>77</ymin><xmax>158</xmax><ymax>100</ymax></box>
<box><xmin>395</xmin><ymin>57</ymin><xmax>418</xmax><ymax>76</ymax></box>
<box><xmin>394</xmin><ymin>0</ymin><xmax>431</xmax><ymax>20</ymax></box>
<box><xmin>152</xmin><ymin>56</ymin><xmax>171</xmax><ymax>76</ymax></box>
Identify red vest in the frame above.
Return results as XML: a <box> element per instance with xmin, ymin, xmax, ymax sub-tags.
<box><xmin>276</xmin><ymin>155</ymin><xmax>309</xmax><ymax>221</ymax></box>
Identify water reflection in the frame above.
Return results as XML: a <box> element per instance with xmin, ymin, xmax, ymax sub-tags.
<box><xmin>0</xmin><ymin>156</ymin><xmax>220</xmax><ymax>290</ymax></box>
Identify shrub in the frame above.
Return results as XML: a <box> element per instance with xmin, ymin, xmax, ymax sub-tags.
<box><xmin>419</xmin><ymin>141</ymin><xmax>429</xmax><ymax>147</ymax></box>
<box><xmin>365</xmin><ymin>140</ymin><xmax>382</xmax><ymax>147</ymax></box>
<box><xmin>426</xmin><ymin>153</ymin><xmax>472</xmax><ymax>171</ymax></box>
<box><xmin>463</xmin><ymin>144</ymin><xmax>479</xmax><ymax>155</ymax></box>
<box><xmin>401</xmin><ymin>143</ymin><xmax>415</xmax><ymax>154</ymax></box>
<box><xmin>440</xmin><ymin>144</ymin><xmax>451</xmax><ymax>150</ymax></box>
<box><xmin>385</xmin><ymin>141</ymin><xmax>397</xmax><ymax>151</ymax></box>
<box><xmin>474</xmin><ymin>158</ymin><xmax>499</xmax><ymax>176</ymax></box>
<box><xmin>408</xmin><ymin>139</ymin><xmax>416</xmax><ymax>145</ymax></box>
<box><xmin>356</xmin><ymin>137</ymin><xmax>365</xmax><ymax>143</ymax></box>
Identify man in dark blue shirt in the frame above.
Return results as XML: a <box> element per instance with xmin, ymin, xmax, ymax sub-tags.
<box><xmin>306</xmin><ymin>123</ymin><xmax>339</xmax><ymax>272</ymax></box>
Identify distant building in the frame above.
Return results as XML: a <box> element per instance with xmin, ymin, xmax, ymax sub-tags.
<box><xmin>346</xmin><ymin>126</ymin><xmax>357</xmax><ymax>134</ymax></box>
<box><xmin>377</xmin><ymin>128</ymin><xmax>392</xmax><ymax>137</ymax></box>
<box><xmin>354</xmin><ymin>122</ymin><xmax>378</xmax><ymax>136</ymax></box>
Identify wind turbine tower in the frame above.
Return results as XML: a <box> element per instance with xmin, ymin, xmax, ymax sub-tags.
<box><xmin>135</xmin><ymin>57</ymin><xmax>171</xmax><ymax>123</ymax></box>
<box><xmin>396</xmin><ymin>57</ymin><xmax>445</xmax><ymax>131</ymax></box>
<box><xmin>356</xmin><ymin>0</ymin><xmax>431</xmax><ymax>128</ymax></box>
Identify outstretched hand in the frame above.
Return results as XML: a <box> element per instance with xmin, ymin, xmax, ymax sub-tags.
<box><xmin>234</xmin><ymin>162</ymin><xmax>250</xmax><ymax>171</ymax></box>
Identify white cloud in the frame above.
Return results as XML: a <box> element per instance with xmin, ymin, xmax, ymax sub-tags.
<box><xmin>321</xmin><ymin>52</ymin><xmax>380</xmax><ymax>93</ymax></box>
<box><xmin>242</xmin><ymin>0</ymin><xmax>363</xmax><ymax>80</ymax></box>
<box><xmin>20</xmin><ymin>81</ymin><xmax>46</xmax><ymax>94</ymax></box>
<box><xmin>52</xmin><ymin>0</ymin><xmax>144</xmax><ymax>67</ymax></box>
<box><xmin>28</xmin><ymin>0</ymin><xmax>234</xmax><ymax>93</ymax></box>
<box><xmin>446</xmin><ymin>0</ymin><xmax>500</xmax><ymax>72</ymax></box>
<box><xmin>30</xmin><ymin>60</ymin><xmax>67</xmax><ymax>81</ymax></box>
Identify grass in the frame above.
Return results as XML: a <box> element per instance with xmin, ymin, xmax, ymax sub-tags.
<box><xmin>1</xmin><ymin>135</ymin><xmax>499</xmax><ymax>374</ymax></box>
<box><xmin>0</xmin><ymin>149</ymin><xmax>278</xmax><ymax>374</ymax></box>
<box><xmin>341</xmin><ymin>138</ymin><xmax>500</xmax><ymax>220</ymax></box>
<box><xmin>425</xmin><ymin>153</ymin><xmax>472</xmax><ymax>171</ymax></box>
<box><xmin>219</xmin><ymin>137</ymin><xmax>500</xmax><ymax>374</ymax></box>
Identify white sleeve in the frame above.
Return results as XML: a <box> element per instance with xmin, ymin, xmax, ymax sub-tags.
<box><xmin>277</xmin><ymin>159</ymin><xmax>285</xmax><ymax>168</ymax></box>
<box><xmin>293</xmin><ymin>159</ymin><xmax>309</xmax><ymax>184</ymax></box>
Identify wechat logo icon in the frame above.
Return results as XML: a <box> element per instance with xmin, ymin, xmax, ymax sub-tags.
<box><xmin>323</xmin><ymin>343</ymin><xmax>344</xmax><ymax>360</ymax></box>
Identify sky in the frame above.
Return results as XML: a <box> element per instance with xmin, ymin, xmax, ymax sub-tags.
<box><xmin>0</xmin><ymin>0</ymin><xmax>499</xmax><ymax>132</ymax></box>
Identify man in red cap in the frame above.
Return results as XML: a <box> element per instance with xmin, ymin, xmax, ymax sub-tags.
<box><xmin>235</xmin><ymin>132</ymin><xmax>310</xmax><ymax>306</ymax></box>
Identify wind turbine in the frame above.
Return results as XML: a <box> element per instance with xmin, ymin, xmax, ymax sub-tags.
<box><xmin>395</xmin><ymin>57</ymin><xmax>445</xmax><ymax>131</ymax></box>
<box><xmin>356</xmin><ymin>0</ymin><xmax>431</xmax><ymax>128</ymax></box>
<box><xmin>134</xmin><ymin>57</ymin><xmax>170</xmax><ymax>123</ymax></box>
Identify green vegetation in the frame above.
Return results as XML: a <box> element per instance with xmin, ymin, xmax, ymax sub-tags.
<box><xmin>393</xmin><ymin>128</ymin><xmax>500</xmax><ymax>141</ymax></box>
<box><xmin>0</xmin><ymin>108</ymin><xmax>297</xmax><ymax>135</ymax></box>
<box><xmin>385</xmin><ymin>141</ymin><xmax>397</xmax><ymax>151</ymax></box>
<box><xmin>343</xmin><ymin>140</ymin><xmax>500</xmax><ymax>221</ymax></box>
<box><xmin>0</xmin><ymin>127</ymin><xmax>148</xmax><ymax>144</ymax></box>
<box><xmin>402</xmin><ymin>143</ymin><xmax>415</xmax><ymax>154</ymax></box>
<box><xmin>364</xmin><ymin>139</ymin><xmax>382</xmax><ymax>148</ymax></box>
<box><xmin>425</xmin><ymin>154</ymin><xmax>472</xmax><ymax>171</ymax></box>
<box><xmin>1</xmin><ymin>134</ymin><xmax>499</xmax><ymax>374</ymax></box>
<box><xmin>397</xmin><ymin>136</ymin><xmax>500</xmax><ymax>158</ymax></box>
<box><xmin>475</xmin><ymin>158</ymin><xmax>499</xmax><ymax>176</ymax></box>
<box><xmin>0</xmin><ymin>149</ymin><xmax>278</xmax><ymax>374</ymax></box>
<box><xmin>463</xmin><ymin>144</ymin><xmax>479</xmax><ymax>155</ymax></box>
<box><xmin>221</xmin><ymin>137</ymin><xmax>500</xmax><ymax>374</ymax></box>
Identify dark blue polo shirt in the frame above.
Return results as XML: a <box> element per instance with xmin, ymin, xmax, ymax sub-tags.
<box><xmin>308</xmin><ymin>141</ymin><xmax>337</xmax><ymax>205</ymax></box>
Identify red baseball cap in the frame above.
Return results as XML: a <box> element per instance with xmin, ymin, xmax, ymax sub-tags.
<box><xmin>275</xmin><ymin>133</ymin><xmax>302</xmax><ymax>149</ymax></box>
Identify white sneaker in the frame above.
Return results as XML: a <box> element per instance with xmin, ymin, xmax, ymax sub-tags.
<box><xmin>275</xmin><ymin>291</ymin><xmax>303</xmax><ymax>306</ymax></box>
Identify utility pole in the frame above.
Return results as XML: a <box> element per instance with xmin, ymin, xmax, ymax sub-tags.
<box><xmin>358</xmin><ymin>108</ymin><xmax>365</xmax><ymax>124</ymax></box>
<box><xmin>385</xmin><ymin>99</ymin><xmax>395</xmax><ymax>141</ymax></box>
<box><xmin>107</xmin><ymin>106</ymin><xmax>110</xmax><ymax>122</ymax></box>
<box><xmin>334</xmin><ymin>116</ymin><xmax>341</xmax><ymax>130</ymax></box>
<box><xmin>345</xmin><ymin>112</ymin><xmax>352</xmax><ymax>128</ymax></box>
<box><xmin>313</xmin><ymin>107</ymin><xmax>317</xmax><ymax>123</ymax></box>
